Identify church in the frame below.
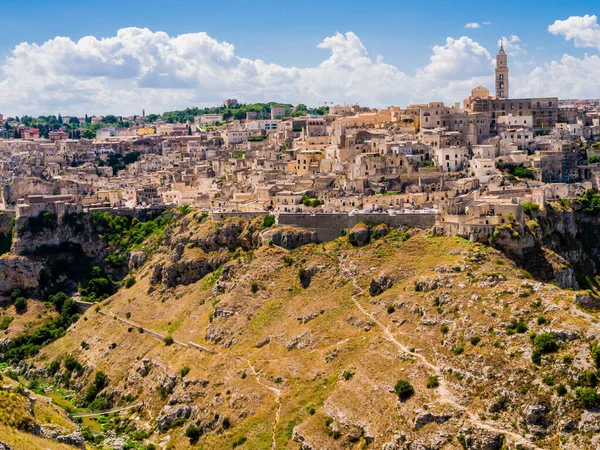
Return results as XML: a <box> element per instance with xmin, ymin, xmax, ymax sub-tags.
<box><xmin>463</xmin><ymin>41</ymin><xmax>558</xmax><ymax>133</ymax></box>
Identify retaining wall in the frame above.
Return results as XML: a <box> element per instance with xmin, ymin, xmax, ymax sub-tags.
<box><xmin>277</xmin><ymin>213</ymin><xmax>436</xmax><ymax>241</ymax></box>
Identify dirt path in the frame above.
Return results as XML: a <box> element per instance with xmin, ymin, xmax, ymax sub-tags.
<box><xmin>338</xmin><ymin>258</ymin><xmax>544</xmax><ymax>450</ymax></box>
<box><xmin>72</xmin><ymin>402</ymin><xmax>143</xmax><ymax>418</ymax></box>
<box><xmin>242</xmin><ymin>358</ymin><xmax>282</xmax><ymax>449</ymax></box>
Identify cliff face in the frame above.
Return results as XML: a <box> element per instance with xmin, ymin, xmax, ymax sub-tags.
<box><xmin>489</xmin><ymin>207</ymin><xmax>600</xmax><ymax>290</ymax></box>
<box><xmin>0</xmin><ymin>254</ymin><xmax>42</xmax><ymax>294</ymax></box>
<box><xmin>11</xmin><ymin>213</ymin><xmax>104</xmax><ymax>257</ymax></box>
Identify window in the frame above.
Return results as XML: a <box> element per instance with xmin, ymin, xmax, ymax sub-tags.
<box><xmin>446</xmin><ymin>155</ymin><xmax>450</xmax><ymax>160</ymax></box>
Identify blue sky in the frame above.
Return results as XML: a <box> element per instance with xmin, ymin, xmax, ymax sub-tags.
<box><xmin>0</xmin><ymin>0</ymin><xmax>599</xmax><ymax>115</ymax></box>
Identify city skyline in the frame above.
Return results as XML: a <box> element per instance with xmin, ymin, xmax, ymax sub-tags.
<box><xmin>1</xmin><ymin>1</ymin><xmax>600</xmax><ymax>115</ymax></box>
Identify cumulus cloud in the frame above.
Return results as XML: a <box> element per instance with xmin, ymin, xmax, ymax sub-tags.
<box><xmin>498</xmin><ymin>35</ymin><xmax>527</xmax><ymax>55</ymax></box>
<box><xmin>464</xmin><ymin>22</ymin><xmax>481</xmax><ymax>29</ymax></box>
<box><xmin>513</xmin><ymin>53</ymin><xmax>600</xmax><ymax>99</ymax></box>
<box><xmin>0</xmin><ymin>28</ymin><xmax>497</xmax><ymax>115</ymax></box>
<box><xmin>548</xmin><ymin>14</ymin><xmax>600</xmax><ymax>50</ymax></box>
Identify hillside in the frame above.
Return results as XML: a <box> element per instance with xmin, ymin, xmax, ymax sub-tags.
<box><xmin>0</xmin><ymin>212</ymin><xmax>592</xmax><ymax>450</ymax></box>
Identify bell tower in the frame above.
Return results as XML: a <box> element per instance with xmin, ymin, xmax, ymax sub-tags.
<box><xmin>495</xmin><ymin>41</ymin><xmax>508</xmax><ymax>99</ymax></box>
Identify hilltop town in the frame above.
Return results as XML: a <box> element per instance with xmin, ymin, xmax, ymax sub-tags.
<box><xmin>1</xmin><ymin>45</ymin><xmax>600</xmax><ymax>244</ymax></box>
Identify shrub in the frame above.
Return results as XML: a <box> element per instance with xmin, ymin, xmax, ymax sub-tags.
<box><xmin>386</xmin><ymin>305</ymin><xmax>395</xmax><ymax>314</ymax></box>
<box><xmin>342</xmin><ymin>370</ymin><xmax>354</xmax><ymax>381</ymax></box>
<box><xmin>250</xmin><ymin>282</ymin><xmax>259</xmax><ymax>294</ymax></box>
<box><xmin>531</xmin><ymin>350</ymin><xmax>542</xmax><ymax>365</ymax></box>
<box><xmin>124</xmin><ymin>276</ymin><xmax>136</xmax><ymax>288</ymax></box>
<box><xmin>440</xmin><ymin>324</ymin><xmax>449</xmax><ymax>334</ymax></box>
<box><xmin>508</xmin><ymin>319</ymin><xmax>528</xmax><ymax>335</ymax></box>
<box><xmin>453</xmin><ymin>345</ymin><xmax>464</xmax><ymax>355</ymax></box>
<box><xmin>556</xmin><ymin>384</ymin><xmax>567</xmax><ymax>396</ymax></box>
<box><xmin>164</xmin><ymin>335</ymin><xmax>174</xmax><ymax>346</ymax></box>
<box><xmin>232</xmin><ymin>436</ymin><xmax>247</xmax><ymax>448</ymax></box>
<box><xmin>578</xmin><ymin>371</ymin><xmax>598</xmax><ymax>387</ymax></box>
<box><xmin>522</xmin><ymin>202</ymin><xmax>540</xmax><ymax>217</ymax></box>
<box><xmin>283</xmin><ymin>255</ymin><xmax>294</xmax><ymax>267</ymax></box>
<box><xmin>576</xmin><ymin>387</ymin><xmax>600</xmax><ymax>409</ymax></box>
<box><xmin>180</xmin><ymin>366</ymin><xmax>190</xmax><ymax>378</ymax></box>
<box><xmin>64</xmin><ymin>355</ymin><xmax>82</xmax><ymax>372</ymax></box>
<box><xmin>14</xmin><ymin>297</ymin><xmax>27</xmax><ymax>312</ymax></box>
<box><xmin>185</xmin><ymin>424</ymin><xmax>202</xmax><ymax>442</ymax></box>
<box><xmin>537</xmin><ymin>316</ymin><xmax>548</xmax><ymax>325</ymax></box>
<box><xmin>563</xmin><ymin>355</ymin><xmax>573</xmax><ymax>365</ymax></box>
<box><xmin>591</xmin><ymin>342</ymin><xmax>600</xmax><ymax>368</ymax></box>
<box><xmin>222</xmin><ymin>417</ymin><xmax>231</xmax><ymax>430</ymax></box>
<box><xmin>260</xmin><ymin>214</ymin><xmax>276</xmax><ymax>231</ymax></box>
<box><xmin>470</xmin><ymin>336</ymin><xmax>481</xmax><ymax>346</ymax></box>
<box><xmin>534</xmin><ymin>333</ymin><xmax>558</xmax><ymax>353</ymax></box>
<box><xmin>394</xmin><ymin>379</ymin><xmax>414</xmax><ymax>401</ymax></box>
<box><xmin>0</xmin><ymin>316</ymin><xmax>13</xmax><ymax>330</ymax></box>
<box><xmin>426</xmin><ymin>375</ymin><xmax>439</xmax><ymax>389</ymax></box>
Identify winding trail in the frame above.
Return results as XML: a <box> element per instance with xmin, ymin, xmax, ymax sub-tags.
<box><xmin>338</xmin><ymin>258</ymin><xmax>544</xmax><ymax>450</ymax></box>
<box><xmin>240</xmin><ymin>357</ymin><xmax>282</xmax><ymax>449</ymax></box>
<box><xmin>72</xmin><ymin>402</ymin><xmax>143</xmax><ymax>418</ymax></box>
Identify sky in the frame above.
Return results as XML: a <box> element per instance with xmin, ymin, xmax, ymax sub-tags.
<box><xmin>1</xmin><ymin>0</ymin><xmax>599</xmax><ymax>116</ymax></box>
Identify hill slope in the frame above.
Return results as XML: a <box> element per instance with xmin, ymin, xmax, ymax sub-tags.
<box><xmin>8</xmin><ymin>214</ymin><xmax>600</xmax><ymax>449</ymax></box>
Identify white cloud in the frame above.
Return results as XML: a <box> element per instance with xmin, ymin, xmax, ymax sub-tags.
<box><xmin>548</xmin><ymin>14</ymin><xmax>600</xmax><ymax>50</ymax></box>
<box><xmin>0</xmin><ymin>28</ymin><xmax>495</xmax><ymax>115</ymax></box>
<box><xmin>513</xmin><ymin>53</ymin><xmax>600</xmax><ymax>99</ymax></box>
<box><xmin>464</xmin><ymin>22</ymin><xmax>480</xmax><ymax>29</ymax></box>
<box><xmin>482</xmin><ymin>21</ymin><xmax>492</xmax><ymax>25</ymax></box>
<box><xmin>498</xmin><ymin>35</ymin><xmax>527</xmax><ymax>55</ymax></box>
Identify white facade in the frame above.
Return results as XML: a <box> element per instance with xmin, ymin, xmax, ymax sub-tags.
<box><xmin>435</xmin><ymin>146</ymin><xmax>468</xmax><ymax>172</ymax></box>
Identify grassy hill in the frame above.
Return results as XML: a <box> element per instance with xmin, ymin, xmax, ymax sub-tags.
<box><xmin>3</xmin><ymin>213</ymin><xmax>600</xmax><ymax>449</ymax></box>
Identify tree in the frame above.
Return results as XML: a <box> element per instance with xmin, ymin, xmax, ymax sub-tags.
<box><xmin>103</xmin><ymin>115</ymin><xmax>118</xmax><ymax>124</ymax></box>
<box><xmin>394</xmin><ymin>379</ymin><xmax>414</xmax><ymax>400</ymax></box>
<box><xmin>57</xmin><ymin>114</ymin><xmax>63</xmax><ymax>124</ymax></box>
<box><xmin>68</xmin><ymin>117</ymin><xmax>80</xmax><ymax>125</ymax></box>
<box><xmin>81</xmin><ymin>129</ymin><xmax>96</xmax><ymax>139</ymax></box>
<box><xmin>222</xmin><ymin>110</ymin><xmax>233</xmax><ymax>121</ymax></box>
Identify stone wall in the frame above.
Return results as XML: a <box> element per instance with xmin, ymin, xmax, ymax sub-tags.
<box><xmin>278</xmin><ymin>213</ymin><xmax>436</xmax><ymax>241</ymax></box>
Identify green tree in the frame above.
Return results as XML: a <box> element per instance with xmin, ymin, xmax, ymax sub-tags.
<box><xmin>81</xmin><ymin>128</ymin><xmax>96</xmax><ymax>139</ymax></box>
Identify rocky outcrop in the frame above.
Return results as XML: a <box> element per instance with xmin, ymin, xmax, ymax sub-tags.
<box><xmin>56</xmin><ymin>431</ymin><xmax>85</xmax><ymax>448</ymax></box>
<box><xmin>0</xmin><ymin>254</ymin><xmax>42</xmax><ymax>295</ymax></box>
<box><xmin>151</xmin><ymin>254</ymin><xmax>229</xmax><ymax>288</ymax></box>
<box><xmin>348</xmin><ymin>223</ymin><xmax>390</xmax><ymax>247</ymax></box>
<box><xmin>0</xmin><ymin>442</ymin><xmax>12</xmax><ymax>450</ymax></box>
<box><xmin>261</xmin><ymin>226</ymin><xmax>318</xmax><ymax>249</ymax></box>
<box><xmin>575</xmin><ymin>293</ymin><xmax>600</xmax><ymax>309</ymax></box>
<box><xmin>128</xmin><ymin>251</ymin><xmax>147</xmax><ymax>270</ymax></box>
<box><xmin>414</xmin><ymin>410</ymin><xmax>452</xmax><ymax>430</ymax></box>
<box><xmin>156</xmin><ymin>405</ymin><xmax>197</xmax><ymax>430</ymax></box>
<box><xmin>369</xmin><ymin>274</ymin><xmax>395</xmax><ymax>296</ymax></box>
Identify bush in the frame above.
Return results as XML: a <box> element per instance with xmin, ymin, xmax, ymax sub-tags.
<box><xmin>14</xmin><ymin>297</ymin><xmax>27</xmax><ymax>312</ymax></box>
<box><xmin>342</xmin><ymin>370</ymin><xmax>354</xmax><ymax>381</ymax></box>
<box><xmin>0</xmin><ymin>315</ymin><xmax>13</xmax><ymax>330</ymax></box>
<box><xmin>386</xmin><ymin>304</ymin><xmax>395</xmax><ymax>314</ymax></box>
<box><xmin>222</xmin><ymin>417</ymin><xmax>231</xmax><ymax>430</ymax></box>
<box><xmin>185</xmin><ymin>424</ymin><xmax>202</xmax><ymax>442</ymax></box>
<box><xmin>250</xmin><ymin>282</ymin><xmax>259</xmax><ymax>294</ymax></box>
<box><xmin>576</xmin><ymin>387</ymin><xmax>600</xmax><ymax>409</ymax></box>
<box><xmin>522</xmin><ymin>202</ymin><xmax>540</xmax><ymax>217</ymax></box>
<box><xmin>232</xmin><ymin>436</ymin><xmax>247</xmax><ymax>448</ymax></box>
<box><xmin>508</xmin><ymin>319</ymin><xmax>528</xmax><ymax>335</ymax></box>
<box><xmin>556</xmin><ymin>384</ymin><xmax>567</xmax><ymax>396</ymax></box>
<box><xmin>180</xmin><ymin>366</ymin><xmax>190</xmax><ymax>378</ymax></box>
<box><xmin>591</xmin><ymin>342</ymin><xmax>600</xmax><ymax>368</ymax></box>
<box><xmin>394</xmin><ymin>379</ymin><xmax>414</xmax><ymax>401</ymax></box>
<box><xmin>440</xmin><ymin>324</ymin><xmax>449</xmax><ymax>334</ymax></box>
<box><xmin>64</xmin><ymin>355</ymin><xmax>82</xmax><ymax>372</ymax></box>
<box><xmin>124</xmin><ymin>276</ymin><xmax>136</xmax><ymax>288</ymax></box>
<box><xmin>426</xmin><ymin>375</ymin><xmax>439</xmax><ymax>389</ymax></box>
<box><xmin>470</xmin><ymin>336</ymin><xmax>481</xmax><ymax>346</ymax></box>
<box><xmin>164</xmin><ymin>335</ymin><xmax>174</xmax><ymax>346</ymax></box>
<box><xmin>453</xmin><ymin>345</ymin><xmax>464</xmax><ymax>355</ymax></box>
<box><xmin>537</xmin><ymin>316</ymin><xmax>548</xmax><ymax>325</ymax></box>
<box><xmin>534</xmin><ymin>333</ymin><xmax>558</xmax><ymax>353</ymax></box>
<box><xmin>260</xmin><ymin>214</ymin><xmax>276</xmax><ymax>231</ymax></box>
